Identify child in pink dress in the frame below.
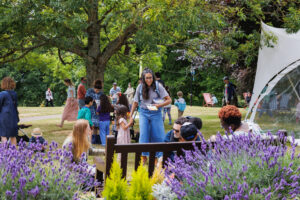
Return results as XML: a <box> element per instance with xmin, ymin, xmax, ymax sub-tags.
<box><xmin>116</xmin><ymin>105</ymin><xmax>134</xmax><ymax>146</ymax></box>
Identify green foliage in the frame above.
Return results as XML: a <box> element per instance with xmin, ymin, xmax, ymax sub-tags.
<box><xmin>127</xmin><ymin>162</ymin><xmax>154</xmax><ymax>200</ymax></box>
<box><xmin>102</xmin><ymin>155</ymin><xmax>127</xmax><ymax>200</ymax></box>
<box><xmin>0</xmin><ymin>52</ymin><xmax>84</xmax><ymax>106</ymax></box>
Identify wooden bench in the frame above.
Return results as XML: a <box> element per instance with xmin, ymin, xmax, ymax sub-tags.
<box><xmin>103</xmin><ymin>135</ymin><xmax>207</xmax><ymax>179</ymax></box>
<box><xmin>95</xmin><ymin>132</ymin><xmax>287</xmax><ymax>196</ymax></box>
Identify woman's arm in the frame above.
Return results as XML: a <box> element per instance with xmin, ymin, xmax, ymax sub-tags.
<box><xmin>130</xmin><ymin>102</ymin><xmax>138</xmax><ymax>118</ymax></box>
<box><xmin>120</xmin><ymin>119</ymin><xmax>133</xmax><ymax>130</ymax></box>
<box><xmin>155</xmin><ymin>96</ymin><xmax>172</xmax><ymax>108</ymax></box>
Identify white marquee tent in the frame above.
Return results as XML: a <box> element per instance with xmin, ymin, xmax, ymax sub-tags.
<box><xmin>246</xmin><ymin>22</ymin><xmax>300</xmax><ymax>121</ymax></box>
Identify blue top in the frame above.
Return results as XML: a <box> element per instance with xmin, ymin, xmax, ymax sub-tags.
<box><xmin>96</xmin><ymin>106</ymin><xmax>111</xmax><ymax>121</ymax></box>
<box><xmin>77</xmin><ymin>106</ymin><xmax>93</xmax><ymax>126</ymax></box>
<box><xmin>85</xmin><ymin>88</ymin><xmax>103</xmax><ymax>127</ymax></box>
<box><xmin>67</xmin><ymin>86</ymin><xmax>76</xmax><ymax>98</ymax></box>
<box><xmin>174</xmin><ymin>98</ymin><xmax>186</xmax><ymax>112</ymax></box>
<box><xmin>0</xmin><ymin>90</ymin><xmax>19</xmax><ymax>137</ymax></box>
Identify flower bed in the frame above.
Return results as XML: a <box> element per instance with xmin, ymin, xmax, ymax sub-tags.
<box><xmin>0</xmin><ymin>141</ymin><xmax>99</xmax><ymax>200</ymax></box>
<box><xmin>156</xmin><ymin>132</ymin><xmax>300</xmax><ymax>200</ymax></box>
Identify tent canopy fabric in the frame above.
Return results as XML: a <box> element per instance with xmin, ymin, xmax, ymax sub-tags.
<box><xmin>247</xmin><ymin>22</ymin><xmax>300</xmax><ymax>121</ymax></box>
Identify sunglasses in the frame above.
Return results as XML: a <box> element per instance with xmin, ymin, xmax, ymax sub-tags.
<box><xmin>173</xmin><ymin>129</ymin><xmax>180</xmax><ymax>133</ymax></box>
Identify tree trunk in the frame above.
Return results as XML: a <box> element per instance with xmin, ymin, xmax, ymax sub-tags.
<box><xmin>86</xmin><ymin>61</ymin><xmax>105</xmax><ymax>89</ymax></box>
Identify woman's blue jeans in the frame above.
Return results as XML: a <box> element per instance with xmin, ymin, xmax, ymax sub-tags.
<box><xmin>99</xmin><ymin>120</ymin><xmax>110</xmax><ymax>146</ymax></box>
<box><xmin>139</xmin><ymin>108</ymin><xmax>165</xmax><ymax>157</ymax></box>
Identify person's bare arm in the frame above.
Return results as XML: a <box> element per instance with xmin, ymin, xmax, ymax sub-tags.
<box><xmin>120</xmin><ymin>120</ymin><xmax>133</xmax><ymax>130</ymax></box>
<box><xmin>130</xmin><ymin>102</ymin><xmax>138</xmax><ymax>118</ymax></box>
<box><xmin>154</xmin><ymin>96</ymin><xmax>172</xmax><ymax>108</ymax></box>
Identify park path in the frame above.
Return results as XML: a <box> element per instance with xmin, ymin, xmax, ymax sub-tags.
<box><xmin>20</xmin><ymin>114</ymin><xmax>62</xmax><ymax>123</ymax></box>
<box><xmin>20</xmin><ymin>113</ymin><xmax>140</xmax><ymax>123</ymax></box>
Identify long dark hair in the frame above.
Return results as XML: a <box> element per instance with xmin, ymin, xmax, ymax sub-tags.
<box><xmin>141</xmin><ymin>68</ymin><xmax>156</xmax><ymax>100</ymax></box>
<box><xmin>64</xmin><ymin>78</ymin><xmax>73</xmax><ymax>86</ymax></box>
<box><xmin>117</xmin><ymin>94</ymin><xmax>129</xmax><ymax>112</ymax></box>
<box><xmin>99</xmin><ymin>95</ymin><xmax>113</xmax><ymax>113</ymax></box>
<box><xmin>165</xmin><ymin>86</ymin><xmax>171</xmax><ymax>96</ymax></box>
<box><xmin>116</xmin><ymin>105</ymin><xmax>128</xmax><ymax>129</ymax></box>
<box><xmin>93</xmin><ymin>80</ymin><xmax>102</xmax><ymax>89</ymax></box>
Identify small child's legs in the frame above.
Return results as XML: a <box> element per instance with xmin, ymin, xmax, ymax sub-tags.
<box><xmin>178</xmin><ymin>110</ymin><xmax>184</xmax><ymax>118</ymax></box>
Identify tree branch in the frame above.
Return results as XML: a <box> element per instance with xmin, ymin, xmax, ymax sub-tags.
<box><xmin>98</xmin><ymin>23</ymin><xmax>138</xmax><ymax>65</ymax></box>
<box><xmin>57</xmin><ymin>49</ymin><xmax>76</xmax><ymax>65</ymax></box>
<box><xmin>0</xmin><ymin>42</ymin><xmax>47</xmax><ymax>64</ymax></box>
<box><xmin>35</xmin><ymin>34</ymin><xmax>89</xmax><ymax>60</ymax></box>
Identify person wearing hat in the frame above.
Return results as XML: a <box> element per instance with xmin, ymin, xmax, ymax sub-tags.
<box><xmin>110</xmin><ymin>82</ymin><xmax>121</xmax><ymax>105</ymax></box>
<box><xmin>29</xmin><ymin>128</ymin><xmax>46</xmax><ymax>150</ymax></box>
<box><xmin>179</xmin><ymin>122</ymin><xmax>200</xmax><ymax>142</ymax></box>
<box><xmin>222</xmin><ymin>76</ymin><xmax>238</xmax><ymax>107</ymax></box>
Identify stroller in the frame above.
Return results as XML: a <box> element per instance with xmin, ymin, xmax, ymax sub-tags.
<box><xmin>0</xmin><ymin>124</ymin><xmax>31</xmax><ymax>144</ymax></box>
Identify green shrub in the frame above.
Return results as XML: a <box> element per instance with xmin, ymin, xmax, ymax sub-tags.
<box><xmin>102</xmin><ymin>155</ymin><xmax>127</xmax><ymax>200</ymax></box>
<box><xmin>127</xmin><ymin>162</ymin><xmax>154</xmax><ymax>200</ymax></box>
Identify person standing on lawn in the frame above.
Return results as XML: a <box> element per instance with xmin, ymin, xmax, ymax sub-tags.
<box><xmin>77</xmin><ymin>77</ymin><xmax>87</xmax><ymax>109</ymax></box>
<box><xmin>96</xmin><ymin>95</ymin><xmax>114</xmax><ymax>146</ymax></box>
<box><xmin>85</xmin><ymin>79</ymin><xmax>103</xmax><ymax>144</ymax></box>
<box><xmin>45</xmin><ymin>88</ymin><xmax>54</xmax><ymax>107</ymax></box>
<box><xmin>124</xmin><ymin>82</ymin><xmax>135</xmax><ymax>110</ymax></box>
<box><xmin>174</xmin><ymin>91</ymin><xmax>186</xmax><ymax>118</ymax></box>
<box><xmin>222</xmin><ymin>76</ymin><xmax>238</xmax><ymax>107</ymax></box>
<box><xmin>77</xmin><ymin>96</ymin><xmax>94</xmax><ymax>127</ymax></box>
<box><xmin>0</xmin><ymin>77</ymin><xmax>19</xmax><ymax>146</ymax></box>
<box><xmin>57</xmin><ymin>78</ymin><xmax>78</xmax><ymax>128</ymax></box>
<box><xmin>130</xmin><ymin>68</ymin><xmax>172</xmax><ymax>163</ymax></box>
<box><xmin>109</xmin><ymin>82</ymin><xmax>121</xmax><ymax>105</ymax></box>
<box><xmin>163</xmin><ymin>86</ymin><xmax>172</xmax><ymax>125</ymax></box>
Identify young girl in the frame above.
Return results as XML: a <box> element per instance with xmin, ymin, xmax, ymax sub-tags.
<box><xmin>116</xmin><ymin>105</ymin><xmax>134</xmax><ymax>146</ymax></box>
<box><xmin>62</xmin><ymin>119</ymin><xmax>105</xmax><ymax>177</ymax></box>
<box><xmin>96</xmin><ymin>95</ymin><xmax>114</xmax><ymax>146</ymax></box>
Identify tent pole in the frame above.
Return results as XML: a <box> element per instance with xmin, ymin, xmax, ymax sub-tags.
<box><xmin>287</xmin><ymin>75</ymin><xmax>300</xmax><ymax>101</ymax></box>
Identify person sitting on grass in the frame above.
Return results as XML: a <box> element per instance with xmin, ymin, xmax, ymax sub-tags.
<box><xmin>164</xmin><ymin>117</ymin><xmax>189</xmax><ymax>142</ymax></box>
<box><xmin>63</xmin><ymin>120</ymin><xmax>105</xmax><ymax>176</ymax></box>
<box><xmin>210</xmin><ymin>105</ymin><xmax>261</xmax><ymax>142</ymax></box>
<box><xmin>179</xmin><ymin>122</ymin><xmax>200</xmax><ymax>142</ymax></box>
<box><xmin>163</xmin><ymin>121</ymin><xmax>199</xmax><ymax>162</ymax></box>
<box><xmin>77</xmin><ymin>96</ymin><xmax>94</xmax><ymax>128</ymax></box>
<box><xmin>29</xmin><ymin>128</ymin><xmax>46</xmax><ymax>151</ymax></box>
<box><xmin>186</xmin><ymin>116</ymin><xmax>202</xmax><ymax>137</ymax></box>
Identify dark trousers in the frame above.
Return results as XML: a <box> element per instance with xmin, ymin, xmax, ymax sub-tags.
<box><xmin>45</xmin><ymin>99</ymin><xmax>54</xmax><ymax>107</ymax></box>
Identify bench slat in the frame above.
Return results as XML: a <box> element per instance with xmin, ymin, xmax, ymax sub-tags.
<box><xmin>135</xmin><ymin>152</ymin><xmax>141</xmax><ymax>170</ymax></box>
<box><xmin>121</xmin><ymin>153</ymin><xmax>128</xmax><ymax>178</ymax></box>
<box><xmin>148</xmin><ymin>152</ymin><xmax>156</xmax><ymax>177</ymax></box>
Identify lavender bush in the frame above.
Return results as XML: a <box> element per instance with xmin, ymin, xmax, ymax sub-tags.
<box><xmin>165</xmin><ymin>132</ymin><xmax>300</xmax><ymax>200</ymax></box>
<box><xmin>0</xmin><ymin>141</ymin><xmax>99</xmax><ymax>200</ymax></box>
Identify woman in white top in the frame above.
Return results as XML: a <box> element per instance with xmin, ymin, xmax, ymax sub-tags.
<box><xmin>57</xmin><ymin>78</ymin><xmax>78</xmax><ymax>128</ymax></box>
<box><xmin>124</xmin><ymin>82</ymin><xmax>135</xmax><ymax>110</ymax></box>
<box><xmin>210</xmin><ymin>105</ymin><xmax>261</xmax><ymax>142</ymax></box>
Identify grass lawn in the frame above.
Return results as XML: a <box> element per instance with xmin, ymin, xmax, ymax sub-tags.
<box><xmin>19</xmin><ymin>105</ymin><xmax>248</xmax><ymax>145</ymax></box>
<box><xmin>19</xmin><ymin>105</ymin><xmax>248</xmax><ymax>179</ymax></box>
<box><xmin>18</xmin><ymin>106</ymin><xmax>299</xmax><ymax>181</ymax></box>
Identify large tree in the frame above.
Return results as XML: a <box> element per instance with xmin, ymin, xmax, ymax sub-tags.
<box><xmin>0</xmin><ymin>0</ymin><xmax>204</xmax><ymax>86</ymax></box>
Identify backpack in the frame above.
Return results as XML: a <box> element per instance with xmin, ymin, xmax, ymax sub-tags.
<box><xmin>138</xmin><ymin>81</ymin><xmax>161</xmax><ymax>103</ymax></box>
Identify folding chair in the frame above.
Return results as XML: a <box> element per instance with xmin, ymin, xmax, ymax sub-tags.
<box><xmin>203</xmin><ymin>93</ymin><xmax>213</xmax><ymax>107</ymax></box>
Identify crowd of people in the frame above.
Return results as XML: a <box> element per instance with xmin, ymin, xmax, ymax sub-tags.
<box><xmin>2</xmin><ymin>71</ymin><xmax>298</xmax><ymax>182</ymax></box>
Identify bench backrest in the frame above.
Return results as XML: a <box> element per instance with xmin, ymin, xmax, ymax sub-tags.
<box><xmin>104</xmin><ymin>135</ymin><xmax>206</xmax><ymax>179</ymax></box>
